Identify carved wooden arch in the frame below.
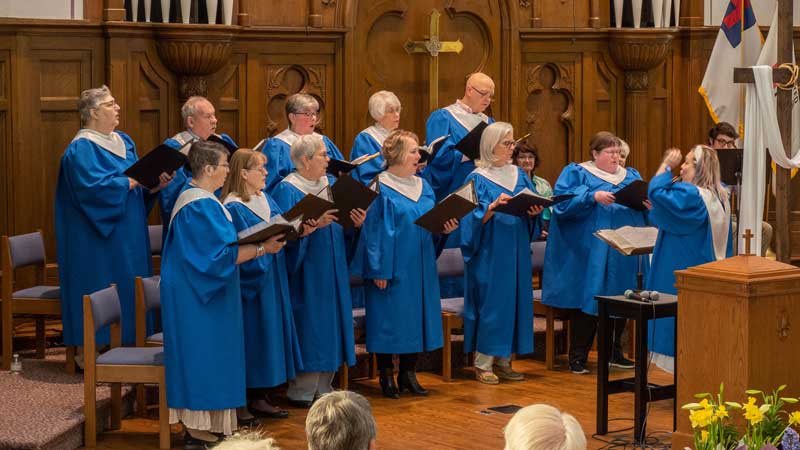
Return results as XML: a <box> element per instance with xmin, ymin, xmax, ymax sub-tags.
<box><xmin>264</xmin><ymin>64</ymin><xmax>328</xmax><ymax>136</ymax></box>
<box><xmin>339</xmin><ymin>0</ymin><xmax>520</xmax><ymax>29</ymax></box>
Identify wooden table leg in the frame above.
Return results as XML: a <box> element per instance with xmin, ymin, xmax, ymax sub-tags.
<box><xmin>596</xmin><ymin>301</ymin><xmax>610</xmax><ymax>435</ymax></box>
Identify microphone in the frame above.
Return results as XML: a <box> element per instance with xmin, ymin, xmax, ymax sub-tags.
<box><xmin>624</xmin><ymin>289</ymin><xmax>643</xmax><ymax>301</ymax></box>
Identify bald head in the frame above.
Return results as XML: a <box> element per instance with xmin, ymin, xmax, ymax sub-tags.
<box><xmin>463</xmin><ymin>72</ymin><xmax>495</xmax><ymax>114</ymax></box>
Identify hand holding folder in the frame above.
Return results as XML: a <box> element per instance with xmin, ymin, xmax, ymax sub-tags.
<box><xmin>613</xmin><ymin>180</ymin><xmax>649</xmax><ymax>211</ymax></box>
<box><xmin>415</xmin><ymin>180</ymin><xmax>478</xmax><ymax>233</ymax></box>
<box><xmin>330</xmin><ymin>174</ymin><xmax>379</xmax><ymax>229</ymax></box>
<box><xmin>492</xmin><ymin>189</ymin><xmax>576</xmax><ymax>217</ymax></box>
<box><xmin>124</xmin><ymin>142</ymin><xmax>190</xmax><ymax>189</ymax></box>
<box><xmin>327</xmin><ymin>152</ymin><xmax>382</xmax><ymax>176</ymax></box>
<box><xmin>236</xmin><ymin>214</ymin><xmax>304</xmax><ymax>245</ymax></box>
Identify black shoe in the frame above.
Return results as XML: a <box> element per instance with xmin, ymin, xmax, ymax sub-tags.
<box><xmin>183</xmin><ymin>431</ymin><xmax>218</xmax><ymax>450</ymax></box>
<box><xmin>249</xmin><ymin>403</ymin><xmax>289</xmax><ymax>419</ymax></box>
<box><xmin>610</xmin><ymin>355</ymin><xmax>635</xmax><ymax>369</ymax></box>
<box><xmin>570</xmin><ymin>362</ymin><xmax>590</xmax><ymax>374</ymax></box>
<box><xmin>287</xmin><ymin>398</ymin><xmax>313</xmax><ymax>409</ymax></box>
<box><xmin>397</xmin><ymin>370</ymin><xmax>428</xmax><ymax>396</ymax></box>
<box><xmin>379</xmin><ymin>368</ymin><xmax>400</xmax><ymax>399</ymax></box>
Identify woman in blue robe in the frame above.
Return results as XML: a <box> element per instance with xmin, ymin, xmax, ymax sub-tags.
<box><xmin>349</xmin><ymin>90</ymin><xmax>402</xmax><ymax>185</ymax></box>
<box><xmin>646</xmin><ymin>146</ymin><xmax>732</xmax><ymax>373</ymax></box>
<box><xmin>221</xmin><ymin>148</ymin><xmax>305</xmax><ymax>422</ymax></box>
<box><xmin>542</xmin><ymin>132</ymin><xmax>650</xmax><ymax>375</ymax></box>
<box><xmin>262</xmin><ymin>93</ymin><xmax>343</xmax><ymax>193</ymax></box>
<box><xmin>55</xmin><ymin>86</ymin><xmax>169</xmax><ymax>348</ymax></box>
<box><xmin>272</xmin><ymin>134</ymin><xmax>363</xmax><ymax>407</ymax></box>
<box><xmin>459</xmin><ymin>122</ymin><xmax>542</xmax><ymax>385</ymax></box>
<box><xmin>351</xmin><ymin>130</ymin><xmax>457</xmax><ymax>398</ymax></box>
<box><xmin>161</xmin><ymin>141</ymin><xmax>266</xmax><ymax>446</ymax></box>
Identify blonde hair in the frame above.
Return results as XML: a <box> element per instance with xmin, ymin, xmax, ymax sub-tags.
<box><xmin>381</xmin><ymin>129</ymin><xmax>419</xmax><ymax>167</ymax></box>
<box><xmin>215</xmin><ymin>430</ymin><xmax>280</xmax><ymax>450</ymax></box>
<box><xmin>689</xmin><ymin>145</ymin><xmax>729</xmax><ymax>204</ymax></box>
<box><xmin>220</xmin><ymin>149</ymin><xmax>266</xmax><ymax>203</ymax></box>
<box><xmin>476</xmin><ymin>122</ymin><xmax>514</xmax><ymax>168</ymax></box>
<box><xmin>306</xmin><ymin>391</ymin><xmax>377</xmax><ymax>450</ymax></box>
<box><xmin>503</xmin><ymin>404</ymin><xmax>586</xmax><ymax>450</ymax></box>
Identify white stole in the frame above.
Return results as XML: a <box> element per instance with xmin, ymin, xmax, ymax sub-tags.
<box><xmin>171</xmin><ymin>130</ymin><xmax>199</xmax><ymax>147</ymax></box>
<box><xmin>283</xmin><ymin>172</ymin><xmax>331</xmax><ymax>200</ymax></box>
<box><xmin>697</xmin><ymin>187</ymin><xmax>731</xmax><ymax>261</ymax></box>
<box><xmin>578</xmin><ymin>161</ymin><xmax>628</xmax><ymax>186</ymax></box>
<box><xmin>443</xmin><ymin>102</ymin><xmax>489</xmax><ymax>132</ymax></box>
<box><xmin>170</xmin><ymin>187</ymin><xmax>232</xmax><ymax>226</ymax></box>
<box><xmin>72</xmin><ymin>129</ymin><xmax>127</xmax><ymax>159</ymax></box>
<box><xmin>362</xmin><ymin>124</ymin><xmax>391</xmax><ymax>147</ymax></box>
<box><xmin>222</xmin><ymin>192</ymin><xmax>272</xmax><ymax>222</ymax></box>
<box><xmin>273</xmin><ymin>128</ymin><xmax>323</xmax><ymax>147</ymax></box>
<box><xmin>377</xmin><ymin>172</ymin><xmax>423</xmax><ymax>201</ymax></box>
<box><xmin>472</xmin><ymin>164</ymin><xmax>519</xmax><ymax>192</ymax></box>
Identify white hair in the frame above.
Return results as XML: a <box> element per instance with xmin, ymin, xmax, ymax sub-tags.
<box><xmin>306</xmin><ymin>391</ymin><xmax>376</xmax><ymax>450</ymax></box>
<box><xmin>503</xmin><ymin>404</ymin><xmax>586</xmax><ymax>450</ymax></box>
<box><xmin>78</xmin><ymin>85</ymin><xmax>111</xmax><ymax>127</ymax></box>
<box><xmin>214</xmin><ymin>431</ymin><xmax>280</xmax><ymax>450</ymax></box>
<box><xmin>286</xmin><ymin>93</ymin><xmax>320</xmax><ymax>119</ymax></box>
<box><xmin>181</xmin><ymin>96</ymin><xmax>211</xmax><ymax>123</ymax></box>
<box><xmin>368</xmin><ymin>90</ymin><xmax>401</xmax><ymax>121</ymax></box>
<box><xmin>476</xmin><ymin>122</ymin><xmax>514</xmax><ymax>168</ymax></box>
<box><xmin>290</xmin><ymin>134</ymin><xmax>325</xmax><ymax>168</ymax></box>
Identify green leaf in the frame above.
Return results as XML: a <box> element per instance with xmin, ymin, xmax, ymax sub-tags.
<box><xmin>696</xmin><ymin>393</ymin><xmax>712</xmax><ymax>399</ymax></box>
<box><xmin>683</xmin><ymin>403</ymin><xmax>703</xmax><ymax>410</ymax></box>
<box><xmin>781</xmin><ymin>397</ymin><xmax>799</xmax><ymax>404</ymax></box>
<box><xmin>746</xmin><ymin>389</ymin><xmax>763</xmax><ymax>395</ymax></box>
<box><xmin>725</xmin><ymin>402</ymin><xmax>742</xmax><ymax>408</ymax></box>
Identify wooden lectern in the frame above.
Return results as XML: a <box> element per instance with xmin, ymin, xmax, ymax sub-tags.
<box><xmin>672</xmin><ymin>254</ymin><xmax>800</xmax><ymax>449</ymax></box>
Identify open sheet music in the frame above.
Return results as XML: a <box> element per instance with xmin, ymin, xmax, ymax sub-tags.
<box><xmin>594</xmin><ymin>226</ymin><xmax>658</xmax><ymax>256</ymax></box>
<box><xmin>237</xmin><ymin>214</ymin><xmax>304</xmax><ymax>245</ymax></box>
<box><xmin>493</xmin><ymin>188</ymin><xmax>575</xmax><ymax>217</ymax></box>
<box><xmin>327</xmin><ymin>152</ymin><xmax>382</xmax><ymax>175</ymax></box>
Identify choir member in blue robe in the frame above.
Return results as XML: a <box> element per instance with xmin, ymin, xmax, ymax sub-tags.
<box><xmin>351</xmin><ymin>130</ymin><xmax>458</xmax><ymax>398</ymax></box>
<box><xmin>459</xmin><ymin>122</ymin><xmax>543</xmax><ymax>385</ymax></box>
<box><xmin>646</xmin><ymin>146</ymin><xmax>732</xmax><ymax>373</ymax></box>
<box><xmin>349</xmin><ymin>90</ymin><xmax>402</xmax><ymax>185</ymax></box>
<box><xmin>272</xmin><ymin>135</ymin><xmax>363</xmax><ymax>407</ymax></box>
<box><xmin>221</xmin><ymin>149</ymin><xmax>306</xmax><ymax>422</ymax></box>
<box><xmin>542</xmin><ymin>132</ymin><xmax>650</xmax><ymax>375</ymax></box>
<box><xmin>55</xmin><ymin>86</ymin><xmax>171</xmax><ymax>349</ymax></box>
<box><xmin>161</xmin><ymin>141</ymin><xmax>268</xmax><ymax>446</ymax></box>
<box><xmin>262</xmin><ymin>93</ymin><xmax>344</xmax><ymax>193</ymax></box>
<box><xmin>159</xmin><ymin>96</ymin><xmax>237</xmax><ymax>237</ymax></box>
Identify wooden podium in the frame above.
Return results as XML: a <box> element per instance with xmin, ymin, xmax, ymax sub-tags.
<box><xmin>672</xmin><ymin>254</ymin><xmax>800</xmax><ymax>449</ymax></box>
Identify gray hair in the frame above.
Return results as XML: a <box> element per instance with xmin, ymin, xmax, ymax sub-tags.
<box><xmin>503</xmin><ymin>404</ymin><xmax>586</xmax><ymax>450</ymax></box>
<box><xmin>290</xmin><ymin>134</ymin><xmax>325</xmax><ymax>168</ymax></box>
<box><xmin>214</xmin><ymin>431</ymin><xmax>280</xmax><ymax>450</ymax></box>
<box><xmin>181</xmin><ymin>96</ymin><xmax>210</xmax><ymax>123</ymax></box>
<box><xmin>187</xmin><ymin>140</ymin><xmax>227</xmax><ymax>177</ymax></box>
<box><xmin>78</xmin><ymin>85</ymin><xmax>111</xmax><ymax>127</ymax></box>
<box><xmin>306</xmin><ymin>391</ymin><xmax>377</xmax><ymax>450</ymax></box>
<box><xmin>368</xmin><ymin>90</ymin><xmax>401</xmax><ymax>121</ymax></box>
<box><xmin>285</xmin><ymin>93</ymin><xmax>320</xmax><ymax>120</ymax></box>
<box><xmin>477</xmin><ymin>122</ymin><xmax>514</xmax><ymax>168</ymax></box>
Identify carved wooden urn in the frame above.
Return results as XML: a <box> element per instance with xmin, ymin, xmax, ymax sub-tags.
<box><xmin>154</xmin><ymin>25</ymin><xmax>237</xmax><ymax>101</ymax></box>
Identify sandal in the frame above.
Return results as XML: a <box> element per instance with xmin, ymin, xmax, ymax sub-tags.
<box><xmin>475</xmin><ymin>368</ymin><xmax>500</xmax><ymax>385</ymax></box>
<box><xmin>493</xmin><ymin>365</ymin><xmax>525</xmax><ymax>381</ymax></box>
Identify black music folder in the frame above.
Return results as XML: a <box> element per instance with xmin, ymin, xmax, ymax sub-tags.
<box><xmin>716</xmin><ymin>148</ymin><xmax>744</xmax><ymax>186</ymax></box>
<box><xmin>453</xmin><ymin>121</ymin><xmax>489</xmax><ymax>161</ymax></box>
<box><xmin>614</xmin><ymin>180</ymin><xmax>648</xmax><ymax>211</ymax></box>
<box><xmin>331</xmin><ymin>174</ymin><xmax>380</xmax><ymax>229</ymax></box>
<box><xmin>414</xmin><ymin>180</ymin><xmax>478</xmax><ymax>233</ymax></box>
<box><xmin>236</xmin><ymin>215</ymin><xmax>304</xmax><ymax>245</ymax></box>
<box><xmin>493</xmin><ymin>189</ymin><xmax>575</xmax><ymax>217</ymax></box>
<box><xmin>124</xmin><ymin>143</ymin><xmax>189</xmax><ymax>189</ymax></box>
<box><xmin>327</xmin><ymin>152</ymin><xmax>382</xmax><ymax>176</ymax></box>
<box><xmin>282</xmin><ymin>189</ymin><xmax>336</xmax><ymax>222</ymax></box>
<box><xmin>207</xmin><ymin>134</ymin><xmax>238</xmax><ymax>155</ymax></box>
<box><xmin>419</xmin><ymin>134</ymin><xmax>450</xmax><ymax>163</ymax></box>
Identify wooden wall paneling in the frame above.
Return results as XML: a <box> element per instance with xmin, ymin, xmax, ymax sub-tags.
<box><xmin>0</xmin><ymin>45</ymin><xmax>10</xmax><ymax>239</ymax></box>
<box><xmin>249</xmin><ymin>0</ymin><xmax>309</xmax><ymax>26</ymax></box>
<box><xmin>206</xmin><ymin>52</ymin><xmax>247</xmax><ymax>146</ymax></box>
<box><xmin>586</xmin><ymin>49</ymin><xmax>624</xmax><ymax>159</ymax></box>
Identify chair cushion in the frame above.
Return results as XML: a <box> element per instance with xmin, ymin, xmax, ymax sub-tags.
<box><xmin>352</xmin><ymin>307</ymin><xmax>366</xmax><ymax>329</ymax></box>
<box><xmin>13</xmin><ymin>286</ymin><xmax>60</xmax><ymax>299</ymax></box>
<box><xmin>441</xmin><ymin>297</ymin><xmax>464</xmax><ymax>315</ymax></box>
<box><xmin>533</xmin><ymin>289</ymin><xmax>542</xmax><ymax>301</ymax></box>
<box><xmin>97</xmin><ymin>347</ymin><xmax>164</xmax><ymax>366</ymax></box>
<box><xmin>146</xmin><ymin>332</ymin><xmax>163</xmax><ymax>344</ymax></box>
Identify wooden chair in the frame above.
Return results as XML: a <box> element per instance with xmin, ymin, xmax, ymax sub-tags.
<box><xmin>134</xmin><ymin>275</ymin><xmax>163</xmax><ymax>415</ymax></box>
<box><xmin>339</xmin><ymin>275</ymin><xmax>376</xmax><ymax>390</ymax></box>
<box><xmin>148</xmin><ymin>225</ymin><xmax>162</xmax><ymax>275</ymax></box>
<box><xmin>83</xmin><ymin>284</ymin><xmax>169</xmax><ymax>449</ymax></box>
<box><xmin>531</xmin><ymin>240</ymin><xmax>570</xmax><ymax>370</ymax></box>
<box><xmin>1</xmin><ymin>230</ymin><xmax>72</xmax><ymax>371</ymax></box>
<box><xmin>436</xmin><ymin>248</ymin><xmax>466</xmax><ymax>382</ymax></box>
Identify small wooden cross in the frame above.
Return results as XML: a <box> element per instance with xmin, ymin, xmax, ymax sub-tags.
<box><xmin>743</xmin><ymin>228</ymin><xmax>755</xmax><ymax>255</ymax></box>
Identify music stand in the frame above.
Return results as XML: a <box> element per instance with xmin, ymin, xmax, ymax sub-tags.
<box><xmin>717</xmin><ymin>148</ymin><xmax>743</xmax><ymax>253</ymax></box>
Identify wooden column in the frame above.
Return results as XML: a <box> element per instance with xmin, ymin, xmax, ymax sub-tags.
<box><xmin>679</xmin><ymin>0</ymin><xmax>702</xmax><ymax>27</ymax></box>
<box><xmin>589</xmin><ymin>0</ymin><xmax>601</xmax><ymax>28</ymax></box>
<box><xmin>104</xmin><ymin>0</ymin><xmax>126</xmax><ymax>21</ymax></box>
<box><xmin>531</xmin><ymin>0</ymin><xmax>542</xmax><ymax>28</ymax></box>
<box><xmin>237</xmin><ymin>0</ymin><xmax>250</xmax><ymax>26</ymax></box>
<box><xmin>308</xmin><ymin>0</ymin><xmax>322</xmax><ymax>28</ymax></box>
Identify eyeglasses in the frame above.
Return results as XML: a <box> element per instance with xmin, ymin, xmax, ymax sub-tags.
<box><xmin>713</xmin><ymin>137</ymin><xmax>737</xmax><ymax>148</ymax></box>
<box><xmin>294</xmin><ymin>111</ymin><xmax>319</xmax><ymax>118</ymax></box>
<box><xmin>499</xmin><ymin>140</ymin><xmax>516</xmax><ymax>148</ymax></box>
<box><xmin>470</xmin><ymin>86</ymin><xmax>495</xmax><ymax>101</ymax></box>
<box><xmin>97</xmin><ymin>99</ymin><xmax>118</xmax><ymax>108</ymax></box>
<box><xmin>245</xmin><ymin>166</ymin><xmax>267</xmax><ymax>173</ymax></box>
<box><xmin>211</xmin><ymin>163</ymin><xmax>230</xmax><ymax>169</ymax></box>
<box><xmin>516</xmin><ymin>154</ymin><xmax>535</xmax><ymax>161</ymax></box>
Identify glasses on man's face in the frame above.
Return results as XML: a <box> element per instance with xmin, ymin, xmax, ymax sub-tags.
<box><xmin>470</xmin><ymin>86</ymin><xmax>495</xmax><ymax>101</ymax></box>
<box><xmin>295</xmin><ymin>111</ymin><xmax>319</xmax><ymax>118</ymax></box>
<box><xmin>212</xmin><ymin>163</ymin><xmax>230</xmax><ymax>169</ymax></box>
<box><xmin>714</xmin><ymin>137</ymin><xmax>737</xmax><ymax>148</ymax></box>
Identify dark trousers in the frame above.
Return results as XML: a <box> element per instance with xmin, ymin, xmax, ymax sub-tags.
<box><xmin>569</xmin><ymin>310</ymin><xmax>627</xmax><ymax>365</ymax></box>
<box><xmin>376</xmin><ymin>353</ymin><xmax>418</xmax><ymax>372</ymax></box>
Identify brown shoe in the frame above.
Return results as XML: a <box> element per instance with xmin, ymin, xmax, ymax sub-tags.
<box><xmin>475</xmin><ymin>368</ymin><xmax>500</xmax><ymax>385</ymax></box>
<box><xmin>493</xmin><ymin>365</ymin><xmax>525</xmax><ymax>381</ymax></box>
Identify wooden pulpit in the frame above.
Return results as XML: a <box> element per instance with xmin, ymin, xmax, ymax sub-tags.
<box><xmin>672</xmin><ymin>255</ymin><xmax>800</xmax><ymax>449</ymax></box>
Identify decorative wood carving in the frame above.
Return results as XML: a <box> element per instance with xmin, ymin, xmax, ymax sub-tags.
<box><xmin>265</xmin><ymin>64</ymin><xmax>327</xmax><ymax>136</ymax></box>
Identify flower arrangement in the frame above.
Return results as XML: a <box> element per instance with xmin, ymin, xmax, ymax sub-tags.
<box><xmin>682</xmin><ymin>384</ymin><xmax>800</xmax><ymax>450</ymax></box>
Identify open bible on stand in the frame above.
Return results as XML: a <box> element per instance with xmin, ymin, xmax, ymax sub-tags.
<box><xmin>237</xmin><ymin>214</ymin><xmax>304</xmax><ymax>245</ymax></box>
<box><xmin>594</xmin><ymin>226</ymin><xmax>658</xmax><ymax>256</ymax></box>
<box><xmin>414</xmin><ymin>180</ymin><xmax>478</xmax><ymax>233</ymax></box>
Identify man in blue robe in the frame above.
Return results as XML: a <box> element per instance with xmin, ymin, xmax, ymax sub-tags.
<box><xmin>158</xmin><ymin>96</ymin><xmax>237</xmax><ymax>236</ymax></box>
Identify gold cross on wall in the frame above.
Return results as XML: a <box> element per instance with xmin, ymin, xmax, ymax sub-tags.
<box><xmin>404</xmin><ymin>9</ymin><xmax>464</xmax><ymax>112</ymax></box>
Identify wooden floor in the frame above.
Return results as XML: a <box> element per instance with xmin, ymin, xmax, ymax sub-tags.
<box><xmin>84</xmin><ymin>355</ymin><xmax>675</xmax><ymax>450</ymax></box>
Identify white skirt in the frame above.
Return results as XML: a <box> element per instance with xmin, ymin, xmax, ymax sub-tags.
<box><xmin>650</xmin><ymin>352</ymin><xmax>674</xmax><ymax>374</ymax></box>
<box><xmin>169</xmin><ymin>408</ymin><xmax>237</xmax><ymax>435</ymax></box>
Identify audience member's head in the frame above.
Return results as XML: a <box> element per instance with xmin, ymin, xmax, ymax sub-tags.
<box><xmin>215</xmin><ymin>430</ymin><xmax>281</xmax><ymax>450</ymax></box>
<box><xmin>503</xmin><ymin>404</ymin><xmax>586</xmax><ymax>450</ymax></box>
<box><xmin>618</xmin><ymin>139</ymin><xmax>630</xmax><ymax>167</ymax></box>
<box><xmin>707</xmin><ymin>122</ymin><xmax>738</xmax><ymax>150</ymax></box>
<box><xmin>306</xmin><ymin>391</ymin><xmax>377</xmax><ymax>450</ymax></box>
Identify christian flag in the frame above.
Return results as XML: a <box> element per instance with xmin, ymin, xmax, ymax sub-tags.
<box><xmin>699</xmin><ymin>0</ymin><xmax>763</xmax><ymax>133</ymax></box>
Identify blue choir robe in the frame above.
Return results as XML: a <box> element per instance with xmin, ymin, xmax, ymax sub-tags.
<box><xmin>158</xmin><ymin>131</ymin><xmax>237</xmax><ymax>235</ymax></box>
<box><xmin>646</xmin><ymin>171</ymin><xmax>732</xmax><ymax>356</ymax></box>
<box><xmin>542</xmin><ymin>163</ymin><xmax>650</xmax><ymax>316</ymax></box>
<box><xmin>224</xmin><ymin>193</ymin><xmax>304</xmax><ymax>388</ymax></box>
<box><xmin>459</xmin><ymin>165</ymin><xmax>538</xmax><ymax>357</ymax></box>
<box><xmin>350</xmin><ymin>172</ymin><xmax>444</xmax><ymax>354</ymax></box>
<box><xmin>422</xmin><ymin>103</ymin><xmax>494</xmax><ymax>201</ymax></box>
<box><xmin>55</xmin><ymin>130</ymin><xmax>153</xmax><ymax>346</ymax></box>
<box><xmin>349</xmin><ymin>125</ymin><xmax>388</xmax><ymax>185</ymax></box>
<box><xmin>262</xmin><ymin>129</ymin><xmax>344</xmax><ymax>193</ymax></box>
<box><xmin>161</xmin><ymin>186</ymin><xmax>246</xmax><ymax>411</ymax></box>
<box><xmin>272</xmin><ymin>173</ymin><xmax>356</xmax><ymax>372</ymax></box>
